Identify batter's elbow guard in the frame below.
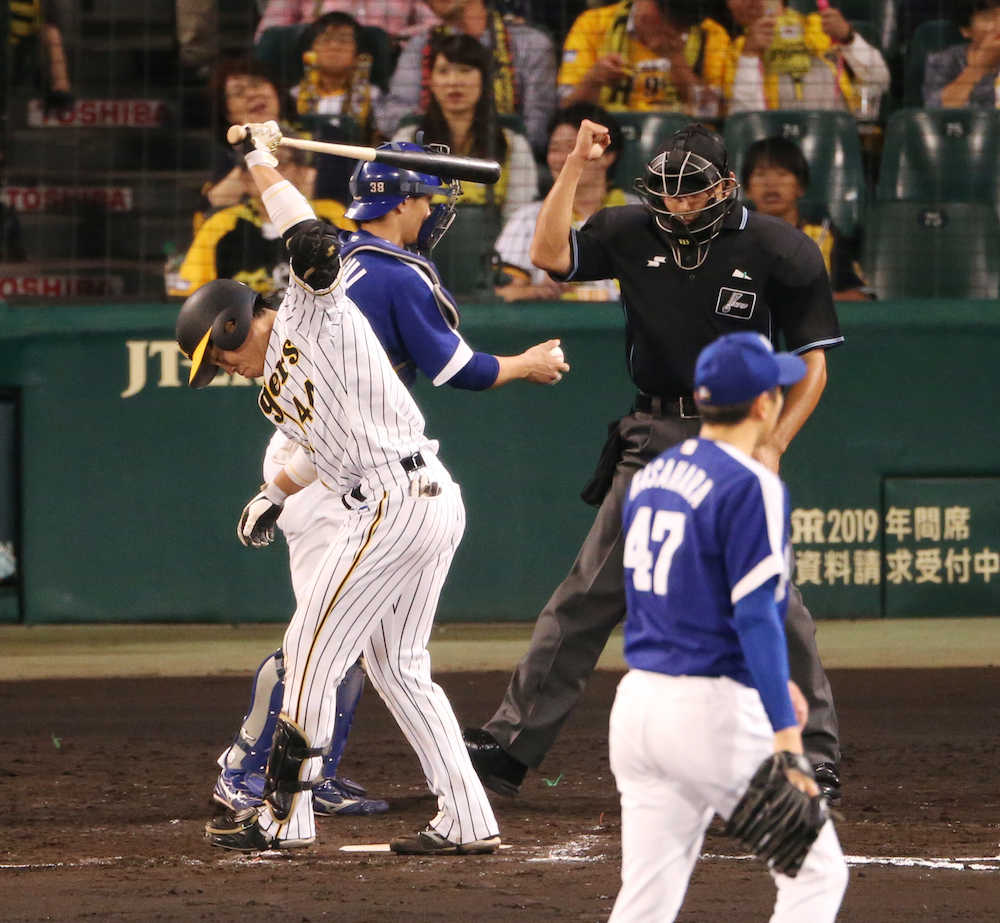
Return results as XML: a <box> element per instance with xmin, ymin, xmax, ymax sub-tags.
<box><xmin>285</xmin><ymin>219</ymin><xmax>341</xmax><ymax>288</ymax></box>
<box><xmin>262</xmin><ymin>716</ymin><xmax>323</xmax><ymax>821</ymax></box>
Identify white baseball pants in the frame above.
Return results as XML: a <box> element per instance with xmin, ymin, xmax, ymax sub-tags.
<box><xmin>608</xmin><ymin>669</ymin><xmax>848</xmax><ymax>922</ymax></box>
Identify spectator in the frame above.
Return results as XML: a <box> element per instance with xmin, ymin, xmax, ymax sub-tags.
<box><xmin>8</xmin><ymin>0</ymin><xmax>74</xmax><ymax>113</ymax></box>
<box><xmin>167</xmin><ymin>147</ymin><xmax>355</xmax><ymax>301</ymax></box>
<box><xmin>494</xmin><ymin>103</ymin><xmax>635</xmax><ymax>302</ymax></box>
<box><xmin>378</xmin><ymin>0</ymin><xmax>557</xmax><ymax>154</ymax></box>
<box><xmin>255</xmin><ymin>0</ymin><xmax>440</xmax><ymax>44</ymax></box>
<box><xmin>391</xmin><ymin>32</ymin><xmax>538</xmax><ymax>222</ymax></box>
<box><xmin>202</xmin><ymin>59</ymin><xmax>292</xmax><ymax>214</ymax></box>
<box><xmin>557</xmin><ymin>0</ymin><xmax>729</xmax><ymax>116</ymax></box>
<box><xmin>292</xmin><ymin>11</ymin><xmax>383</xmax><ymax>144</ymax></box>
<box><xmin>723</xmin><ymin>0</ymin><xmax>890</xmax><ymax>113</ymax></box>
<box><xmin>176</xmin><ymin>0</ymin><xmax>218</xmax><ymax>81</ymax></box>
<box><xmin>741</xmin><ymin>136</ymin><xmax>870</xmax><ymax>301</ymax></box>
<box><xmin>924</xmin><ymin>0</ymin><xmax>1000</xmax><ymax>108</ymax></box>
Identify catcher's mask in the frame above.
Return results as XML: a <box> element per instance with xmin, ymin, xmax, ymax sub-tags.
<box><xmin>345</xmin><ymin>139</ymin><xmax>462</xmax><ymax>255</ymax></box>
<box><xmin>634</xmin><ymin>123</ymin><xmax>740</xmax><ymax>270</ymax></box>
<box><xmin>175</xmin><ymin>279</ymin><xmax>259</xmax><ymax>388</ymax></box>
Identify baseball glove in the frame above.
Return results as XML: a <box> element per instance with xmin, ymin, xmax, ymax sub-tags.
<box><xmin>724</xmin><ymin>751</ymin><xmax>829</xmax><ymax>878</ymax></box>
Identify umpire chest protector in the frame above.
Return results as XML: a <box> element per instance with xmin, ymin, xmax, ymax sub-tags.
<box><xmin>560</xmin><ymin>204</ymin><xmax>841</xmax><ymax>399</ymax></box>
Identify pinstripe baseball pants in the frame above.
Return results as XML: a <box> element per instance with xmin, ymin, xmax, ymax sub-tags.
<box><xmin>257</xmin><ymin>458</ymin><xmax>498</xmax><ymax>846</ymax></box>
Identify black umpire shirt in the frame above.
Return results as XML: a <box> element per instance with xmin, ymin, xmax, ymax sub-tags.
<box><xmin>558</xmin><ymin>203</ymin><xmax>844</xmax><ymax>398</ymax></box>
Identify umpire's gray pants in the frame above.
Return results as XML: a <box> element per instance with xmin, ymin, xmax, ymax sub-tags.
<box><xmin>485</xmin><ymin>411</ymin><xmax>841</xmax><ymax>768</ymax></box>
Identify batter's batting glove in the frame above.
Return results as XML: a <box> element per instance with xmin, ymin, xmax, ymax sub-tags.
<box><xmin>237</xmin><ymin>120</ymin><xmax>282</xmax><ymax>168</ymax></box>
<box><xmin>237</xmin><ymin>481</ymin><xmax>287</xmax><ymax>548</ymax></box>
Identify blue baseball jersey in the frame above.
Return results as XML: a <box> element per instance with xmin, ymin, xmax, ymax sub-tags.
<box><xmin>338</xmin><ymin>230</ymin><xmax>479</xmax><ymax>389</ymax></box>
<box><xmin>622</xmin><ymin>437</ymin><xmax>791</xmax><ymax>687</ymax></box>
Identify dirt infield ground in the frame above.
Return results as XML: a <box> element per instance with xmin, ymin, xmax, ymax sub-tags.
<box><xmin>2</xmin><ymin>665</ymin><xmax>999</xmax><ymax>921</ymax></box>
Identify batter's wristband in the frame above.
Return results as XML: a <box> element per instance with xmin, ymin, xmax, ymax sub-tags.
<box><xmin>245</xmin><ymin>148</ymin><xmax>278</xmax><ymax>169</ymax></box>
<box><xmin>262</xmin><ymin>480</ymin><xmax>288</xmax><ymax>505</ymax></box>
<box><xmin>261</xmin><ymin>179</ymin><xmax>315</xmax><ymax>235</ymax></box>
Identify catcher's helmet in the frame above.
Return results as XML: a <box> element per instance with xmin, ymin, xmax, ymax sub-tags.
<box><xmin>345</xmin><ymin>141</ymin><xmax>450</xmax><ymax>221</ymax></box>
<box><xmin>175</xmin><ymin>279</ymin><xmax>258</xmax><ymax>388</ymax></box>
<box><xmin>345</xmin><ymin>140</ymin><xmax>461</xmax><ymax>255</ymax></box>
<box><xmin>634</xmin><ymin>123</ymin><xmax>740</xmax><ymax>270</ymax></box>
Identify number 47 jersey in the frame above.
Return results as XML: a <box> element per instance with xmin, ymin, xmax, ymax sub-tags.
<box><xmin>621</xmin><ymin>437</ymin><xmax>793</xmax><ymax>687</ymax></box>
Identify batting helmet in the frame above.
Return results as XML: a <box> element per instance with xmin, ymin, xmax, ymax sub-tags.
<box><xmin>634</xmin><ymin>123</ymin><xmax>740</xmax><ymax>270</ymax></box>
<box><xmin>344</xmin><ymin>141</ymin><xmax>450</xmax><ymax>221</ymax></box>
<box><xmin>175</xmin><ymin>279</ymin><xmax>258</xmax><ymax>388</ymax></box>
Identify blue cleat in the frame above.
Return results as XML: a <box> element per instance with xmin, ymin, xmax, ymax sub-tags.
<box><xmin>212</xmin><ymin>769</ymin><xmax>264</xmax><ymax>812</ymax></box>
<box><xmin>313</xmin><ymin>777</ymin><xmax>389</xmax><ymax>816</ymax></box>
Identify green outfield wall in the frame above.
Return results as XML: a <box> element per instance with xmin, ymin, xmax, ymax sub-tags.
<box><xmin>0</xmin><ymin>299</ymin><xmax>998</xmax><ymax>624</ymax></box>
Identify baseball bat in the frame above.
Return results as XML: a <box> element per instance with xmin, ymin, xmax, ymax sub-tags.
<box><xmin>227</xmin><ymin>124</ymin><xmax>502</xmax><ymax>184</ymax></box>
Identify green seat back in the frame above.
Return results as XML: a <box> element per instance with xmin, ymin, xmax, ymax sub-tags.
<box><xmin>902</xmin><ymin>19</ymin><xmax>964</xmax><ymax>106</ymax></box>
<box><xmin>432</xmin><ymin>206</ymin><xmax>503</xmax><ymax>297</ymax></box>
<box><xmin>723</xmin><ymin>110</ymin><xmax>866</xmax><ymax>235</ymax></box>
<box><xmin>613</xmin><ymin>112</ymin><xmax>694</xmax><ymax>191</ymax></box>
<box><xmin>862</xmin><ymin>201</ymin><xmax>1000</xmax><ymax>298</ymax></box>
<box><xmin>254</xmin><ymin>24</ymin><xmax>308</xmax><ymax>87</ymax></box>
<box><xmin>296</xmin><ymin>112</ymin><xmax>360</xmax><ymax>142</ymax></box>
<box><xmin>876</xmin><ymin>109</ymin><xmax>1000</xmax><ymax>215</ymax></box>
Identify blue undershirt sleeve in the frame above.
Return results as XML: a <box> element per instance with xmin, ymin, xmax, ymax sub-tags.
<box><xmin>447</xmin><ymin>352</ymin><xmax>500</xmax><ymax>390</ymax></box>
<box><xmin>733</xmin><ymin>577</ymin><xmax>797</xmax><ymax>732</ymax></box>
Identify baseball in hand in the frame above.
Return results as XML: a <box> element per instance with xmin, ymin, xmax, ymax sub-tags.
<box><xmin>550</xmin><ymin>345</ymin><xmax>565</xmax><ymax>363</ymax></box>
<box><xmin>226</xmin><ymin>124</ymin><xmax>247</xmax><ymax>144</ymax></box>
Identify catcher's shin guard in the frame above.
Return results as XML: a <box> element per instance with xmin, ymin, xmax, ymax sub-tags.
<box><xmin>262</xmin><ymin>716</ymin><xmax>323</xmax><ymax>821</ymax></box>
<box><xmin>322</xmin><ymin>659</ymin><xmax>366</xmax><ymax>780</ymax></box>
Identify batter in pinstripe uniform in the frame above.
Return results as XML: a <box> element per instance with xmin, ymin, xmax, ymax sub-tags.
<box><xmin>174</xmin><ymin>129</ymin><xmax>544</xmax><ymax>854</ymax></box>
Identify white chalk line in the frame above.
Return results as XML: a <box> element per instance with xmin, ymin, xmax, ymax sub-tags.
<box><xmin>4</xmin><ymin>848</ymin><xmax>998</xmax><ymax>873</ymax></box>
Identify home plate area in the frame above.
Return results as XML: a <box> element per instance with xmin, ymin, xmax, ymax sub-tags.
<box><xmin>3</xmin><ymin>667</ymin><xmax>999</xmax><ymax>920</ymax></box>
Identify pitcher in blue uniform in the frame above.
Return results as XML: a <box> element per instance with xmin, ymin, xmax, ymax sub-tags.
<box><xmin>609</xmin><ymin>331</ymin><xmax>848</xmax><ymax>921</ymax></box>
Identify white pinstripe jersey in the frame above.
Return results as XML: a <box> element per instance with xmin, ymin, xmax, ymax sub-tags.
<box><xmin>257</xmin><ymin>270</ymin><xmax>438</xmax><ymax>497</ymax></box>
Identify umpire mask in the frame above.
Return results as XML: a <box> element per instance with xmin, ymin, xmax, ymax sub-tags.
<box><xmin>634</xmin><ymin>124</ymin><xmax>740</xmax><ymax>270</ymax></box>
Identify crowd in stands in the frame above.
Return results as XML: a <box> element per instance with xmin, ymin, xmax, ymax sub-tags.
<box><xmin>4</xmin><ymin>0</ymin><xmax>1000</xmax><ymax>301</ymax></box>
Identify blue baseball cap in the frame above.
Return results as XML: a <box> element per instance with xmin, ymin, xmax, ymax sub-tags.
<box><xmin>694</xmin><ymin>332</ymin><xmax>806</xmax><ymax>406</ymax></box>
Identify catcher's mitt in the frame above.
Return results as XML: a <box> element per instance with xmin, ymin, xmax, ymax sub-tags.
<box><xmin>724</xmin><ymin>751</ymin><xmax>829</xmax><ymax>878</ymax></box>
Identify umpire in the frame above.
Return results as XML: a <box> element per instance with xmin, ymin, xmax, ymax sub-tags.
<box><xmin>465</xmin><ymin>120</ymin><xmax>844</xmax><ymax>801</ymax></box>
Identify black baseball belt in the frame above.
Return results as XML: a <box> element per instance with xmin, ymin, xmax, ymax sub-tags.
<box><xmin>634</xmin><ymin>392</ymin><xmax>701</xmax><ymax>420</ymax></box>
<box><xmin>342</xmin><ymin>452</ymin><xmax>427</xmax><ymax>508</ymax></box>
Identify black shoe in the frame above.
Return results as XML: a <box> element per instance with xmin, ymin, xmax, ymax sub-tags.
<box><xmin>204</xmin><ymin>807</ymin><xmax>314</xmax><ymax>851</ymax></box>
<box><xmin>463</xmin><ymin>728</ymin><xmax>527</xmax><ymax>797</ymax></box>
<box><xmin>390</xmin><ymin>826</ymin><xmax>501</xmax><ymax>855</ymax></box>
<box><xmin>204</xmin><ymin>807</ymin><xmax>274</xmax><ymax>852</ymax></box>
<box><xmin>813</xmin><ymin>762</ymin><xmax>842</xmax><ymax>804</ymax></box>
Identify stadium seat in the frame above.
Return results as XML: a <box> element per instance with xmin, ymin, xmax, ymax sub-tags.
<box><xmin>432</xmin><ymin>205</ymin><xmax>503</xmax><ymax>297</ymax></box>
<box><xmin>901</xmin><ymin>19</ymin><xmax>964</xmax><ymax>106</ymax></box>
<box><xmin>613</xmin><ymin>112</ymin><xmax>693</xmax><ymax>189</ymax></box>
<box><xmin>876</xmin><ymin>109</ymin><xmax>1000</xmax><ymax>218</ymax></box>
<box><xmin>723</xmin><ymin>110</ymin><xmax>866</xmax><ymax>236</ymax></box>
<box><xmin>255</xmin><ymin>24</ymin><xmax>395</xmax><ymax>93</ymax></box>
<box><xmin>862</xmin><ymin>201</ymin><xmax>1000</xmax><ymax>299</ymax></box>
